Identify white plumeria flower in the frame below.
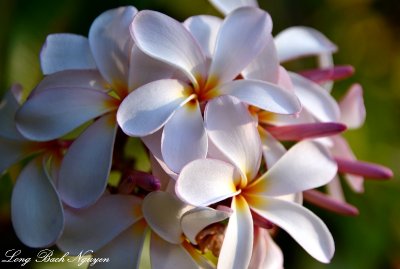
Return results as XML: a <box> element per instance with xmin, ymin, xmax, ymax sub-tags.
<box><xmin>176</xmin><ymin>95</ymin><xmax>337</xmax><ymax>269</ymax></box>
<box><xmin>117</xmin><ymin>7</ymin><xmax>301</xmax><ymax>173</ymax></box>
<box><xmin>15</xmin><ymin>6</ymin><xmax>175</xmax><ymax>208</ymax></box>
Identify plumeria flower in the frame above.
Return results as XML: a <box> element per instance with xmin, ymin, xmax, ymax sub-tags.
<box><xmin>57</xmin><ymin>157</ymin><xmax>231</xmax><ymax>269</ymax></box>
<box><xmin>176</xmin><ymin>95</ymin><xmax>337</xmax><ymax>269</ymax></box>
<box><xmin>15</xmin><ymin>6</ymin><xmax>174</xmax><ymax>208</ymax></box>
<box><xmin>0</xmin><ymin>85</ymin><xmax>64</xmax><ymax>248</ymax></box>
<box><xmin>117</xmin><ymin>7</ymin><xmax>301</xmax><ymax>173</ymax></box>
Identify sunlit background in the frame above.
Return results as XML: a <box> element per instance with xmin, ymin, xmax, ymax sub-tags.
<box><xmin>0</xmin><ymin>0</ymin><xmax>399</xmax><ymax>268</ymax></box>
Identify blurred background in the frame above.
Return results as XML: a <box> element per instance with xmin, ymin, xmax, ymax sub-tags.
<box><xmin>0</xmin><ymin>0</ymin><xmax>399</xmax><ymax>268</ymax></box>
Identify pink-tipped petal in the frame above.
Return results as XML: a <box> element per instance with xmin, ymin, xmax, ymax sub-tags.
<box><xmin>143</xmin><ymin>191</ymin><xmax>192</xmax><ymax>244</ymax></box>
<box><xmin>205</xmin><ymin>95</ymin><xmax>261</xmax><ymax>181</ymax></box>
<box><xmin>16</xmin><ymin>87</ymin><xmax>116</xmax><ymax>141</ymax></box>
<box><xmin>335</xmin><ymin>157</ymin><xmax>393</xmax><ymax>179</ymax></box>
<box><xmin>176</xmin><ymin>159</ymin><xmax>238</xmax><ymax>207</ymax></box>
<box><xmin>266</xmin><ymin>122</ymin><xmax>346</xmax><ymax>141</ymax></box>
<box><xmin>58</xmin><ymin>114</ymin><xmax>117</xmax><ymax>208</ymax></box>
<box><xmin>11</xmin><ymin>158</ymin><xmax>64</xmax><ymax>248</ymax></box>
<box><xmin>275</xmin><ymin>26</ymin><xmax>337</xmax><ymax>63</ymax></box>
<box><xmin>339</xmin><ymin>84</ymin><xmax>366</xmax><ymax>129</ymax></box>
<box><xmin>117</xmin><ymin>79</ymin><xmax>193</xmax><ymax>137</ymax></box>
<box><xmin>247</xmin><ymin>195</ymin><xmax>335</xmax><ymax>263</ymax></box>
<box><xmin>299</xmin><ymin>65</ymin><xmax>355</xmax><ymax>84</ymax></box>
<box><xmin>290</xmin><ymin>72</ymin><xmax>340</xmax><ymax>122</ymax></box>
<box><xmin>249</xmin><ymin>227</ymin><xmax>283</xmax><ymax>269</ymax></box>
<box><xmin>303</xmin><ymin>190</ymin><xmax>359</xmax><ymax>216</ymax></box>
<box><xmin>93</xmin><ymin>220</ymin><xmax>147</xmax><ymax>269</ymax></box>
<box><xmin>218</xmin><ymin>79</ymin><xmax>301</xmax><ymax>114</ymax></box>
<box><xmin>131</xmin><ymin>10</ymin><xmax>206</xmax><ymax>86</ymax></box>
<box><xmin>247</xmin><ymin>141</ymin><xmax>337</xmax><ymax>196</ymax></box>
<box><xmin>40</xmin><ymin>34</ymin><xmax>96</xmax><ymax>74</ymax></box>
<box><xmin>208</xmin><ymin>0</ymin><xmax>258</xmax><ymax>15</ymax></box>
<box><xmin>184</xmin><ymin>15</ymin><xmax>222</xmax><ymax>58</ymax></box>
<box><xmin>218</xmin><ymin>195</ymin><xmax>253</xmax><ymax>269</ymax></box>
<box><xmin>57</xmin><ymin>194</ymin><xmax>142</xmax><ymax>255</ymax></box>
<box><xmin>89</xmin><ymin>6</ymin><xmax>137</xmax><ymax>89</ymax></box>
<box><xmin>162</xmin><ymin>101</ymin><xmax>208</xmax><ymax>173</ymax></box>
<box><xmin>207</xmin><ymin>7</ymin><xmax>272</xmax><ymax>86</ymax></box>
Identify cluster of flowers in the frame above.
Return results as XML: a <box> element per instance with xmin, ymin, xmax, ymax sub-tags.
<box><xmin>0</xmin><ymin>0</ymin><xmax>393</xmax><ymax>268</ymax></box>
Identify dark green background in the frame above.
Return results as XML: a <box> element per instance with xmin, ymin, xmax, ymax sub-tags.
<box><xmin>0</xmin><ymin>0</ymin><xmax>399</xmax><ymax>268</ymax></box>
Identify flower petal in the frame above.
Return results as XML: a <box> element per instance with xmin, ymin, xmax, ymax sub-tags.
<box><xmin>339</xmin><ymin>84</ymin><xmax>366</xmax><ymax>129</ymax></box>
<box><xmin>242</xmin><ymin>36</ymin><xmax>280</xmax><ymax>84</ymax></box>
<box><xmin>290</xmin><ymin>72</ymin><xmax>340</xmax><ymax>122</ymax></box>
<box><xmin>16</xmin><ymin>87</ymin><xmax>116</xmax><ymax>141</ymax></box>
<box><xmin>131</xmin><ymin>10</ymin><xmax>207</xmax><ymax>86</ymax></box>
<box><xmin>150</xmin><ymin>233</ymin><xmax>199</xmax><ymax>269</ymax></box>
<box><xmin>258</xmin><ymin>127</ymin><xmax>286</xmax><ymax>169</ymax></box>
<box><xmin>33</xmin><ymin>70</ymin><xmax>108</xmax><ymax>96</ymax></box>
<box><xmin>208</xmin><ymin>0</ymin><xmax>258</xmax><ymax>15</ymax></box>
<box><xmin>58</xmin><ymin>114</ymin><xmax>117</xmax><ymax>208</ymax></box>
<box><xmin>143</xmin><ymin>191</ymin><xmax>192</xmax><ymax>244</ymax></box>
<box><xmin>11</xmin><ymin>158</ymin><xmax>64</xmax><ymax>248</ymax></box>
<box><xmin>249</xmin><ymin>227</ymin><xmax>283</xmax><ymax>269</ymax></box>
<box><xmin>117</xmin><ymin>79</ymin><xmax>192</xmax><ymax>137</ymax></box>
<box><xmin>0</xmin><ymin>138</ymin><xmax>42</xmax><ymax>173</ymax></box>
<box><xmin>205</xmin><ymin>95</ymin><xmax>261</xmax><ymax>180</ymax></box>
<box><xmin>218</xmin><ymin>195</ymin><xmax>253</xmax><ymax>269</ymax></box>
<box><xmin>128</xmin><ymin>45</ymin><xmax>178</xmax><ymax>90</ymax></box>
<box><xmin>218</xmin><ymin>79</ymin><xmax>301</xmax><ymax>114</ymax></box>
<box><xmin>93</xmin><ymin>220</ymin><xmax>147</xmax><ymax>269</ymax></box>
<box><xmin>0</xmin><ymin>85</ymin><xmax>25</xmax><ymax>140</ymax></box>
<box><xmin>40</xmin><ymin>34</ymin><xmax>96</xmax><ymax>75</ymax></box>
<box><xmin>247</xmin><ymin>141</ymin><xmax>337</xmax><ymax>196</ymax></box>
<box><xmin>303</xmin><ymin>190</ymin><xmax>359</xmax><ymax>216</ymax></box>
<box><xmin>176</xmin><ymin>159</ymin><xmax>238</xmax><ymax>206</ymax></box>
<box><xmin>184</xmin><ymin>15</ymin><xmax>222</xmax><ymax>59</ymax></box>
<box><xmin>181</xmin><ymin>207</ymin><xmax>232</xmax><ymax>244</ymax></box>
<box><xmin>89</xmin><ymin>6</ymin><xmax>137</xmax><ymax>88</ymax></box>
<box><xmin>275</xmin><ymin>26</ymin><xmax>337</xmax><ymax>63</ymax></box>
<box><xmin>247</xmin><ymin>196</ymin><xmax>334</xmax><ymax>263</ymax></box>
<box><xmin>207</xmin><ymin>7</ymin><xmax>272</xmax><ymax>86</ymax></box>
<box><xmin>162</xmin><ymin>101</ymin><xmax>208</xmax><ymax>173</ymax></box>
<box><xmin>57</xmin><ymin>194</ymin><xmax>142</xmax><ymax>255</ymax></box>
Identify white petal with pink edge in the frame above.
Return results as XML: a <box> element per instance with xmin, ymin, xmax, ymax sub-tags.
<box><xmin>176</xmin><ymin>159</ymin><xmax>238</xmax><ymax>206</ymax></box>
<box><xmin>205</xmin><ymin>95</ymin><xmax>261</xmax><ymax>181</ymax></box>
<box><xmin>339</xmin><ymin>84</ymin><xmax>366</xmax><ymax>129</ymax></box>
<box><xmin>16</xmin><ymin>87</ymin><xmax>116</xmax><ymax>141</ymax></box>
<box><xmin>247</xmin><ymin>195</ymin><xmax>334</xmax><ymax>263</ymax></box>
<box><xmin>207</xmin><ymin>7</ymin><xmax>272</xmax><ymax>86</ymax></box>
<box><xmin>58</xmin><ymin>114</ymin><xmax>117</xmax><ymax>208</ymax></box>
<box><xmin>89</xmin><ymin>6</ymin><xmax>137</xmax><ymax>88</ymax></box>
<box><xmin>131</xmin><ymin>10</ymin><xmax>206</xmax><ymax>86</ymax></box>
<box><xmin>117</xmin><ymin>79</ymin><xmax>193</xmax><ymax>137</ymax></box>
<box><xmin>247</xmin><ymin>141</ymin><xmax>337</xmax><ymax>197</ymax></box>
<box><xmin>11</xmin><ymin>158</ymin><xmax>64</xmax><ymax>248</ymax></box>
<box><xmin>290</xmin><ymin>72</ymin><xmax>340</xmax><ymax>122</ymax></box>
<box><xmin>218</xmin><ymin>79</ymin><xmax>301</xmax><ymax>114</ymax></box>
<box><xmin>57</xmin><ymin>194</ymin><xmax>142</xmax><ymax>255</ymax></box>
<box><xmin>218</xmin><ymin>196</ymin><xmax>253</xmax><ymax>269</ymax></box>
<box><xmin>162</xmin><ymin>101</ymin><xmax>207</xmax><ymax>173</ymax></box>
<box><xmin>208</xmin><ymin>0</ymin><xmax>258</xmax><ymax>15</ymax></box>
<box><xmin>275</xmin><ymin>26</ymin><xmax>337</xmax><ymax>63</ymax></box>
<box><xmin>249</xmin><ymin>227</ymin><xmax>283</xmax><ymax>269</ymax></box>
<box><xmin>40</xmin><ymin>34</ymin><xmax>96</xmax><ymax>75</ymax></box>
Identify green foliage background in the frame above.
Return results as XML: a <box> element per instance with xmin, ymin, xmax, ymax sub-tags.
<box><xmin>0</xmin><ymin>0</ymin><xmax>399</xmax><ymax>268</ymax></box>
